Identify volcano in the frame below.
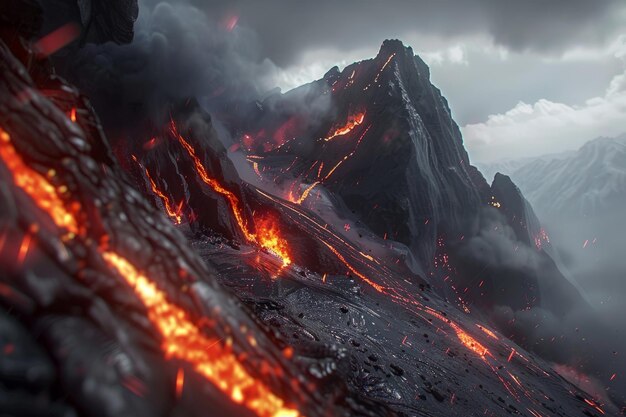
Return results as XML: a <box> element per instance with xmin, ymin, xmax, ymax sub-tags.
<box><xmin>0</xmin><ymin>2</ymin><xmax>622</xmax><ymax>417</ymax></box>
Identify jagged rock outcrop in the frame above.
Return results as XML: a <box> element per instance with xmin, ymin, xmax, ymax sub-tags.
<box><xmin>231</xmin><ymin>40</ymin><xmax>486</xmax><ymax>270</ymax></box>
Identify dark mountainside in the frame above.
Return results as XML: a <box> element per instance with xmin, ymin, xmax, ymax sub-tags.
<box><xmin>0</xmin><ymin>2</ymin><xmax>623</xmax><ymax>417</ymax></box>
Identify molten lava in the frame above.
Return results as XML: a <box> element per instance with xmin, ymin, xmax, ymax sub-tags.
<box><xmin>451</xmin><ymin>323</ymin><xmax>490</xmax><ymax>358</ymax></box>
<box><xmin>320</xmin><ymin>240</ymin><xmax>386</xmax><ymax>293</ymax></box>
<box><xmin>294</xmin><ymin>182</ymin><xmax>320</xmax><ymax>205</ymax></box>
<box><xmin>170</xmin><ymin>121</ymin><xmax>291</xmax><ymax>266</ymax></box>
<box><xmin>170</xmin><ymin>121</ymin><xmax>253</xmax><ymax>240</ymax></box>
<box><xmin>323</xmin><ymin>125</ymin><xmax>371</xmax><ymax>181</ymax></box>
<box><xmin>323</xmin><ymin>112</ymin><xmax>365</xmax><ymax>141</ymax></box>
<box><xmin>255</xmin><ymin>214</ymin><xmax>292</xmax><ymax>267</ymax></box>
<box><xmin>133</xmin><ymin>156</ymin><xmax>183</xmax><ymax>224</ymax></box>
<box><xmin>0</xmin><ymin>129</ymin><xmax>79</xmax><ymax>235</ymax></box>
<box><xmin>103</xmin><ymin>252</ymin><xmax>299</xmax><ymax>417</ymax></box>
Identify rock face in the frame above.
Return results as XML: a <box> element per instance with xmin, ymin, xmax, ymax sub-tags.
<box><xmin>125</xmin><ymin>98</ymin><xmax>254</xmax><ymax>241</ymax></box>
<box><xmin>37</xmin><ymin>0</ymin><xmax>138</xmax><ymax>45</ymax></box>
<box><xmin>232</xmin><ymin>40</ymin><xmax>486</xmax><ymax>269</ymax></box>
<box><xmin>449</xmin><ymin>173</ymin><xmax>582</xmax><ymax>316</ymax></box>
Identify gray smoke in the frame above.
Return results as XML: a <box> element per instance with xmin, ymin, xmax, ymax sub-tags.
<box><xmin>60</xmin><ymin>0</ymin><xmax>279</xmax><ymax>130</ymax></box>
<box><xmin>458</xmin><ymin>207</ymin><xmax>626</xmax><ymax>409</ymax></box>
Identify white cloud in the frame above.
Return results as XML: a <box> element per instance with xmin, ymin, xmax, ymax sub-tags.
<box><xmin>463</xmin><ymin>37</ymin><xmax>626</xmax><ymax>162</ymax></box>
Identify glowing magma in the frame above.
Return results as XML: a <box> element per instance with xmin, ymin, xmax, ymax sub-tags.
<box><xmin>103</xmin><ymin>252</ymin><xmax>300</xmax><ymax>417</ymax></box>
<box><xmin>0</xmin><ymin>126</ymin><xmax>300</xmax><ymax>417</ymax></box>
<box><xmin>170</xmin><ymin>121</ymin><xmax>291</xmax><ymax>266</ymax></box>
<box><xmin>133</xmin><ymin>156</ymin><xmax>183</xmax><ymax>224</ymax></box>
<box><xmin>323</xmin><ymin>112</ymin><xmax>365</xmax><ymax>141</ymax></box>
<box><xmin>0</xmin><ymin>129</ymin><xmax>79</xmax><ymax>235</ymax></box>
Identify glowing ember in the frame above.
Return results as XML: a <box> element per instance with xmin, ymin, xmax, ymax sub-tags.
<box><xmin>176</xmin><ymin>368</ymin><xmax>185</xmax><ymax>398</ymax></box>
<box><xmin>508</xmin><ymin>349</ymin><xmax>516</xmax><ymax>362</ymax></box>
<box><xmin>103</xmin><ymin>252</ymin><xmax>300</xmax><ymax>417</ymax></box>
<box><xmin>476</xmin><ymin>324</ymin><xmax>499</xmax><ymax>340</ymax></box>
<box><xmin>17</xmin><ymin>233</ymin><xmax>33</xmax><ymax>264</ymax></box>
<box><xmin>323</xmin><ymin>112</ymin><xmax>365</xmax><ymax>141</ymax></box>
<box><xmin>34</xmin><ymin>23</ymin><xmax>80</xmax><ymax>57</ymax></box>
<box><xmin>534</xmin><ymin>228</ymin><xmax>550</xmax><ymax>250</ymax></box>
<box><xmin>0</xmin><ymin>129</ymin><xmax>79</xmax><ymax>235</ymax></box>
<box><xmin>133</xmin><ymin>156</ymin><xmax>183</xmax><ymax>224</ymax></box>
<box><xmin>222</xmin><ymin>14</ymin><xmax>239</xmax><ymax>32</ymax></box>
<box><xmin>489</xmin><ymin>196</ymin><xmax>501</xmax><ymax>208</ymax></box>
<box><xmin>70</xmin><ymin>108</ymin><xmax>77</xmax><ymax>122</ymax></box>
<box><xmin>143</xmin><ymin>137</ymin><xmax>159</xmax><ymax>150</ymax></box>
<box><xmin>583</xmin><ymin>398</ymin><xmax>605</xmax><ymax>415</ymax></box>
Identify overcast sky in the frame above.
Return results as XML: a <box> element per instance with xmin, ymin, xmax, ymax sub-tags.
<box><xmin>195</xmin><ymin>0</ymin><xmax>626</xmax><ymax>162</ymax></box>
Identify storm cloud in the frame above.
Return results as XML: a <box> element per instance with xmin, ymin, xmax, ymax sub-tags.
<box><xmin>200</xmin><ymin>0</ymin><xmax>625</xmax><ymax>67</ymax></box>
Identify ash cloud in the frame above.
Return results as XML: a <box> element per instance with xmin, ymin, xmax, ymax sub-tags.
<box><xmin>58</xmin><ymin>0</ymin><xmax>280</xmax><ymax>131</ymax></box>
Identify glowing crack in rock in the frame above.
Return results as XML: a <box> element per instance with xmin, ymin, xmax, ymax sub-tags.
<box><xmin>323</xmin><ymin>112</ymin><xmax>365</xmax><ymax>141</ymax></box>
<box><xmin>170</xmin><ymin>121</ymin><xmax>291</xmax><ymax>266</ymax></box>
<box><xmin>133</xmin><ymin>156</ymin><xmax>183</xmax><ymax>225</ymax></box>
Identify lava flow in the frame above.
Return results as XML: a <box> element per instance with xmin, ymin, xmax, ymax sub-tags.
<box><xmin>0</xmin><ymin>126</ymin><xmax>301</xmax><ymax>417</ymax></box>
<box><xmin>0</xmin><ymin>129</ymin><xmax>80</xmax><ymax>235</ymax></box>
<box><xmin>169</xmin><ymin>121</ymin><xmax>292</xmax><ymax>266</ymax></box>
<box><xmin>254</xmin><ymin>213</ymin><xmax>292</xmax><ymax>268</ymax></box>
<box><xmin>323</xmin><ymin>112</ymin><xmax>365</xmax><ymax>141</ymax></box>
<box><xmin>132</xmin><ymin>156</ymin><xmax>183</xmax><ymax>224</ymax></box>
<box><xmin>103</xmin><ymin>252</ymin><xmax>300</xmax><ymax>417</ymax></box>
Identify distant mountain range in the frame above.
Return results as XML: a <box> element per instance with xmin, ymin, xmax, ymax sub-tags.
<box><xmin>477</xmin><ymin>134</ymin><xmax>626</xmax><ymax>219</ymax></box>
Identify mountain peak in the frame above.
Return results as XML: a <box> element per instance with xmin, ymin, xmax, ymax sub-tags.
<box><xmin>378</xmin><ymin>39</ymin><xmax>412</xmax><ymax>57</ymax></box>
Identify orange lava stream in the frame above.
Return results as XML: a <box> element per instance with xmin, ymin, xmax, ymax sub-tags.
<box><xmin>374</xmin><ymin>53</ymin><xmax>396</xmax><ymax>83</ymax></box>
<box><xmin>451</xmin><ymin>323</ymin><xmax>490</xmax><ymax>358</ymax></box>
<box><xmin>170</xmin><ymin>122</ymin><xmax>291</xmax><ymax>266</ymax></box>
<box><xmin>294</xmin><ymin>182</ymin><xmax>319</xmax><ymax>204</ymax></box>
<box><xmin>255</xmin><ymin>214</ymin><xmax>292</xmax><ymax>267</ymax></box>
<box><xmin>0</xmin><ymin>129</ymin><xmax>79</xmax><ymax>235</ymax></box>
<box><xmin>103</xmin><ymin>252</ymin><xmax>300</xmax><ymax>417</ymax></box>
<box><xmin>323</xmin><ymin>112</ymin><xmax>365</xmax><ymax>141</ymax></box>
<box><xmin>476</xmin><ymin>324</ymin><xmax>499</xmax><ymax>340</ymax></box>
<box><xmin>0</xmin><ymin>126</ymin><xmax>300</xmax><ymax>417</ymax></box>
<box><xmin>170</xmin><ymin>122</ymin><xmax>253</xmax><ymax>241</ymax></box>
<box><xmin>320</xmin><ymin>240</ymin><xmax>386</xmax><ymax>293</ymax></box>
<box><xmin>133</xmin><ymin>156</ymin><xmax>183</xmax><ymax>224</ymax></box>
<box><xmin>323</xmin><ymin>125</ymin><xmax>371</xmax><ymax>181</ymax></box>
